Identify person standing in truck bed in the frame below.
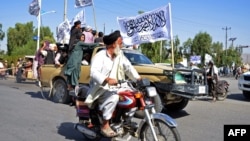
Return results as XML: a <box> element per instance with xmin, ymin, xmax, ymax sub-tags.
<box><xmin>64</xmin><ymin>33</ymin><xmax>100</xmax><ymax>94</ymax></box>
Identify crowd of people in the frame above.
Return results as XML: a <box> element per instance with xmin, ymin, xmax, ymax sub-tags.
<box><xmin>0</xmin><ymin>58</ymin><xmax>33</xmax><ymax>80</ymax></box>
<box><xmin>34</xmin><ymin>20</ymin><xmax>104</xmax><ymax>89</ymax></box>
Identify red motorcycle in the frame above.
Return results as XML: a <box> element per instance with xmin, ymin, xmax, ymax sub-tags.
<box><xmin>73</xmin><ymin>78</ymin><xmax>181</xmax><ymax>141</ymax></box>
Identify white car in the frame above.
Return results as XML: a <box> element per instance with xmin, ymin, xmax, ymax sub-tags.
<box><xmin>238</xmin><ymin>71</ymin><xmax>250</xmax><ymax>100</ymax></box>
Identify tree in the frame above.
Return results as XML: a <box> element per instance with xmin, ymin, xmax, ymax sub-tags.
<box><xmin>0</xmin><ymin>23</ymin><xmax>5</xmax><ymax>55</ymax></box>
<box><xmin>7</xmin><ymin>22</ymin><xmax>55</xmax><ymax>56</ymax></box>
<box><xmin>191</xmin><ymin>32</ymin><xmax>212</xmax><ymax>64</ymax></box>
<box><xmin>7</xmin><ymin>22</ymin><xmax>34</xmax><ymax>55</ymax></box>
<box><xmin>140</xmin><ymin>41</ymin><xmax>166</xmax><ymax>63</ymax></box>
<box><xmin>0</xmin><ymin>23</ymin><xmax>4</xmax><ymax>41</ymax></box>
<box><xmin>182</xmin><ymin>38</ymin><xmax>193</xmax><ymax>59</ymax></box>
<box><xmin>172</xmin><ymin>36</ymin><xmax>181</xmax><ymax>63</ymax></box>
<box><xmin>210</xmin><ymin>42</ymin><xmax>223</xmax><ymax>66</ymax></box>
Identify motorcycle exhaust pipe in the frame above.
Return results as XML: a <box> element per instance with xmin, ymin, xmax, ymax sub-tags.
<box><xmin>74</xmin><ymin>123</ymin><xmax>97</xmax><ymax>138</ymax></box>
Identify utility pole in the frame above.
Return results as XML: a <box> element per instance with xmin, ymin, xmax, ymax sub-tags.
<box><xmin>103</xmin><ymin>23</ymin><xmax>105</xmax><ymax>34</ymax></box>
<box><xmin>222</xmin><ymin>26</ymin><xmax>231</xmax><ymax>57</ymax></box>
<box><xmin>238</xmin><ymin>45</ymin><xmax>250</xmax><ymax>63</ymax></box>
<box><xmin>229</xmin><ymin>37</ymin><xmax>237</xmax><ymax>48</ymax></box>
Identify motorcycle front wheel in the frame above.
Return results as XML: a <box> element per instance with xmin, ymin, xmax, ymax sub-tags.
<box><xmin>140</xmin><ymin>119</ymin><xmax>181</xmax><ymax>141</ymax></box>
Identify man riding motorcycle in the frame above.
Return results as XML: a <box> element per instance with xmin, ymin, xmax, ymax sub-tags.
<box><xmin>206</xmin><ymin>60</ymin><xmax>219</xmax><ymax>102</ymax></box>
<box><xmin>84</xmin><ymin>30</ymin><xmax>141</xmax><ymax>137</ymax></box>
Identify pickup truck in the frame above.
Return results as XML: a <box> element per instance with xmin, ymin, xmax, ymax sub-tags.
<box><xmin>40</xmin><ymin>45</ymin><xmax>208</xmax><ymax>112</ymax></box>
<box><xmin>238</xmin><ymin>71</ymin><xmax>250</xmax><ymax>100</ymax></box>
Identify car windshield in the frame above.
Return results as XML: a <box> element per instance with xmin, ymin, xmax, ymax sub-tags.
<box><xmin>123</xmin><ymin>52</ymin><xmax>153</xmax><ymax>65</ymax></box>
<box><xmin>95</xmin><ymin>47</ymin><xmax>154</xmax><ymax>65</ymax></box>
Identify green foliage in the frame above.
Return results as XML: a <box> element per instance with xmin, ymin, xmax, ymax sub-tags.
<box><xmin>0</xmin><ymin>23</ymin><xmax>5</xmax><ymax>41</ymax></box>
<box><xmin>182</xmin><ymin>38</ymin><xmax>193</xmax><ymax>59</ymax></box>
<box><xmin>172</xmin><ymin>36</ymin><xmax>181</xmax><ymax>63</ymax></box>
<box><xmin>6</xmin><ymin>22</ymin><xmax>55</xmax><ymax>56</ymax></box>
<box><xmin>140</xmin><ymin>40</ymin><xmax>168</xmax><ymax>63</ymax></box>
<box><xmin>191</xmin><ymin>32</ymin><xmax>212</xmax><ymax>64</ymax></box>
<box><xmin>11</xmin><ymin>40</ymin><xmax>37</xmax><ymax>56</ymax></box>
<box><xmin>7</xmin><ymin>22</ymin><xmax>34</xmax><ymax>55</ymax></box>
<box><xmin>139</xmin><ymin>31</ymin><xmax>242</xmax><ymax>67</ymax></box>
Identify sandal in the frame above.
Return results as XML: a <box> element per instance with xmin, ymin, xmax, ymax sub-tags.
<box><xmin>101</xmin><ymin>127</ymin><xmax>117</xmax><ymax>137</ymax></box>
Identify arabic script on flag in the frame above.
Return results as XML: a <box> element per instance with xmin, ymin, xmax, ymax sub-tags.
<box><xmin>117</xmin><ymin>4</ymin><xmax>172</xmax><ymax>45</ymax></box>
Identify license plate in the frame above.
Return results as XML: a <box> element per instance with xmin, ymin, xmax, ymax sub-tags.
<box><xmin>199</xmin><ymin>86</ymin><xmax>206</xmax><ymax>94</ymax></box>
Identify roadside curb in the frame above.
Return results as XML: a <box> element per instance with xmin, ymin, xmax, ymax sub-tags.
<box><xmin>7</xmin><ymin>75</ymin><xmax>15</xmax><ymax>79</ymax></box>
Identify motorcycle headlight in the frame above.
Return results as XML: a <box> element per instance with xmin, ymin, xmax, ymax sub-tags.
<box><xmin>146</xmin><ymin>86</ymin><xmax>157</xmax><ymax>97</ymax></box>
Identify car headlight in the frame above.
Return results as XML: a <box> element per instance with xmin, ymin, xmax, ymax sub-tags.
<box><xmin>163</xmin><ymin>70</ymin><xmax>172</xmax><ymax>76</ymax></box>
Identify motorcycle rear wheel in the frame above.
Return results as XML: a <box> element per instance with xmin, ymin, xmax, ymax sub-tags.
<box><xmin>140</xmin><ymin>119</ymin><xmax>181</xmax><ymax>141</ymax></box>
<box><xmin>216</xmin><ymin>92</ymin><xmax>228</xmax><ymax>101</ymax></box>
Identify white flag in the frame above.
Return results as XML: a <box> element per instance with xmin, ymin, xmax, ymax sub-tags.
<box><xmin>75</xmin><ymin>0</ymin><xmax>93</xmax><ymax>8</ymax></box>
<box><xmin>117</xmin><ymin>3</ymin><xmax>172</xmax><ymax>45</ymax></box>
<box><xmin>29</xmin><ymin>0</ymin><xmax>40</xmax><ymax>16</ymax></box>
<box><xmin>70</xmin><ymin>10</ymin><xmax>85</xmax><ymax>26</ymax></box>
<box><xmin>57</xmin><ymin>20</ymin><xmax>71</xmax><ymax>44</ymax></box>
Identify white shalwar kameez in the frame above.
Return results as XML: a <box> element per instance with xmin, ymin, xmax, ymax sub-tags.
<box><xmin>85</xmin><ymin>49</ymin><xmax>140</xmax><ymax>120</ymax></box>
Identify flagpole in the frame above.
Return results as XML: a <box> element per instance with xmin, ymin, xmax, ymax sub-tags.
<box><xmin>63</xmin><ymin>0</ymin><xmax>67</xmax><ymax>45</ymax></box>
<box><xmin>36</xmin><ymin>0</ymin><xmax>42</xmax><ymax>51</ymax></box>
<box><xmin>33</xmin><ymin>0</ymin><xmax>42</xmax><ymax>80</ymax></box>
<box><xmin>64</xmin><ymin>0</ymin><xmax>67</xmax><ymax>21</ymax></box>
<box><xmin>168</xmin><ymin>3</ymin><xmax>175</xmax><ymax>69</ymax></box>
<box><xmin>92</xmin><ymin>1</ymin><xmax>98</xmax><ymax>31</ymax></box>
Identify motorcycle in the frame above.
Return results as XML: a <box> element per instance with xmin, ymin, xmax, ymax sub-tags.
<box><xmin>207</xmin><ymin>80</ymin><xmax>229</xmax><ymax>101</ymax></box>
<box><xmin>73</xmin><ymin>78</ymin><xmax>181</xmax><ymax>141</ymax></box>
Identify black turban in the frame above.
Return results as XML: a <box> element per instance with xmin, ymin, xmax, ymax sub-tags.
<box><xmin>74</xmin><ymin>20</ymin><xmax>81</xmax><ymax>26</ymax></box>
<box><xmin>103</xmin><ymin>30</ymin><xmax>121</xmax><ymax>45</ymax></box>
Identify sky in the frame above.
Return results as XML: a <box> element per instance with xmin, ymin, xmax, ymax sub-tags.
<box><xmin>0</xmin><ymin>0</ymin><xmax>249</xmax><ymax>53</ymax></box>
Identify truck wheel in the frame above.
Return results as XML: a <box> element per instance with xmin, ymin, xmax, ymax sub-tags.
<box><xmin>52</xmin><ymin>79</ymin><xmax>71</xmax><ymax>104</ymax></box>
<box><xmin>164</xmin><ymin>97</ymin><xmax>189</xmax><ymax>112</ymax></box>
<box><xmin>134</xmin><ymin>93</ymin><xmax>163</xmax><ymax>119</ymax></box>
<box><xmin>243</xmin><ymin>91</ymin><xmax>250</xmax><ymax>100</ymax></box>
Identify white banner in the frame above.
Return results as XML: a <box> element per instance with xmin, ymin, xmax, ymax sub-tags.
<box><xmin>29</xmin><ymin>0</ymin><xmax>40</xmax><ymax>16</ymax></box>
<box><xmin>190</xmin><ymin>55</ymin><xmax>201</xmax><ymax>64</ymax></box>
<box><xmin>75</xmin><ymin>0</ymin><xmax>93</xmax><ymax>8</ymax></box>
<box><xmin>117</xmin><ymin>4</ymin><xmax>172</xmax><ymax>45</ymax></box>
<box><xmin>57</xmin><ymin>20</ymin><xmax>71</xmax><ymax>44</ymax></box>
<box><xmin>70</xmin><ymin>10</ymin><xmax>85</xmax><ymax>26</ymax></box>
<box><xmin>205</xmin><ymin>53</ymin><xmax>212</xmax><ymax>64</ymax></box>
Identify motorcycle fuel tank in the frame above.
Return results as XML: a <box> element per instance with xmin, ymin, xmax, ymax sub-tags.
<box><xmin>117</xmin><ymin>90</ymin><xmax>136</xmax><ymax>108</ymax></box>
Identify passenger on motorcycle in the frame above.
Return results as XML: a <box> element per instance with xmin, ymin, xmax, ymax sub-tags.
<box><xmin>206</xmin><ymin>60</ymin><xmax>219</xmax><ymax>102</ymax></box>
<box><xmin>84</xmin><ymin>30</ymin><xmax>141</xmax><ymax>137</ymax></box>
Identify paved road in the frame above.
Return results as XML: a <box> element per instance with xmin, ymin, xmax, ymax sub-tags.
<box><xmin>0</xmin><ymin>76</ymin><xmax>249</xmax><ymax>141</ymax></box>
<box><xmin>0</xmin><ymin>78</ymin><xmax>83</xmax><ymax>141</ymax></box>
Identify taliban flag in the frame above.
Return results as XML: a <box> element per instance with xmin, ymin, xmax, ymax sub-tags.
<box><xmin>29</xmin><ymin>0</ymin><xmax>40</xmax><ymax>16</ymax></box>
<box><xmin>117</xmin><ymin>3</ymin><xmax>172</xmax><ymax>45</ymax></box>
<box><xmin>70</xmin><ymin>10</ymin><xmax>85</xmax><ymax>26</ymax></box>
<box><xmin>75</xmin><ymin>0</ymin><xmax>93</xmax><ymax>8</ymax></box>
<box><xmin>57</xmin><ymin>20</ymin><xmax>71</xmax><ymax>44</ymax></box>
